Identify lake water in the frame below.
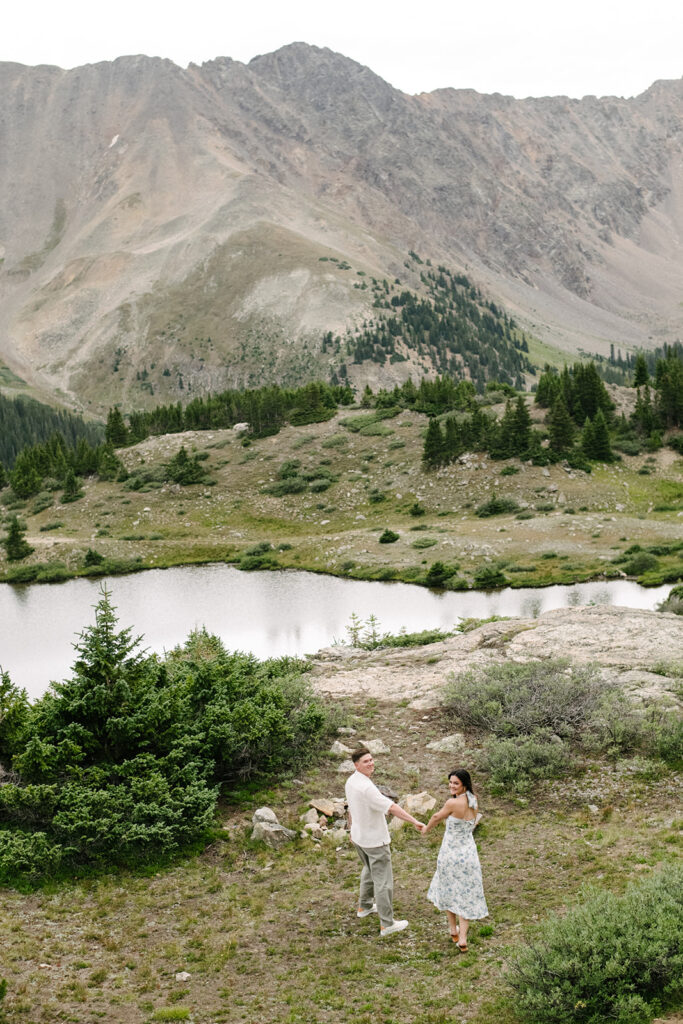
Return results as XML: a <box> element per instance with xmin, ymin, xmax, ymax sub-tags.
<box><xmin>0</xmin><ymin>565</ymin><xmax>673</xmax><ymax>699</ymax></box>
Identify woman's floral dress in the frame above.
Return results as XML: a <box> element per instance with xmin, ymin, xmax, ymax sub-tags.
<box><xmin>427</xmin><ymin>793</ymin><xmax>488</xmax><ymax>919</ymax></box>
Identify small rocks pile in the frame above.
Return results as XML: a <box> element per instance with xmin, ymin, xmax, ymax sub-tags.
<box><xmin>249</xmin><ymin>728</ymin><xmax>470</xmax><ymax>849</ymax></box>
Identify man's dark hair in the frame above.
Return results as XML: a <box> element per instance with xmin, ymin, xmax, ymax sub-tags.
<box><xmin>352</xmin><ymin>746</ymin><xmax>371</xmax><ymax>763</ymax></box>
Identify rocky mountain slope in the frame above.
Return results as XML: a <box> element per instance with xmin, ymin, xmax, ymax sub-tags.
<box><xmin>1</xmin><ymin>45</ymin><xmax>683</xmax><ymax>411</ymax></box>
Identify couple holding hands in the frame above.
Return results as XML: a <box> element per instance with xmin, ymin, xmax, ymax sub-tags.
<box><xmin>345</xmin><ymin>746</ymin><xmax>488</xmax><ymax>949</ymax></box>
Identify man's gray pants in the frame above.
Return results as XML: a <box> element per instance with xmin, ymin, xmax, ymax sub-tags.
<box><xmin>353</xmin><ymin>842</ymin><xmax>394</xmax><ymax>928</ymax></box>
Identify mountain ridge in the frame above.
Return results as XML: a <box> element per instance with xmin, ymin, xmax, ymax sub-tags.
<box><xmin>1</xmin><ymin>44</ymin><xmax>682</xmax><ymax>412</ymax></box>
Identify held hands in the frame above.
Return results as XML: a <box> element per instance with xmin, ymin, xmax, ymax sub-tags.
<box><xmin>412</xmin><ymin>821</ymin><xmax>428</xmax><ymax>835</ymax></box>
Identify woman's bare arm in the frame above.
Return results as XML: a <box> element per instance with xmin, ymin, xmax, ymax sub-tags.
<box><xmin>421</xmin><ymin>797</ymin><xmax>459</xmax><ymax>834</ymax></box>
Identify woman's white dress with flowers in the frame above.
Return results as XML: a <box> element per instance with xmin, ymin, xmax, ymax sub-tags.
<box><xmin>427</xmin><ymin>793</ymin><xmax>488</xmax><ymax>919</ymax></box>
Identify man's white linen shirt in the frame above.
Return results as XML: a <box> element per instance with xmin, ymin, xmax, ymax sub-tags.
<box><xmin>345</xmin><ymin>770</ymin><xmax>393</xmax><ymax>847</ymax></box>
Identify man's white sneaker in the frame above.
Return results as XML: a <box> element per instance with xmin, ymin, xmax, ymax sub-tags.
<box><xmin>357</xmin><ymin>904</ymin><xmax>377</xmax><ymax>918</ymax></box>
<box><xmin>380</xmin><ymin>919</ymin><xmax>409</xmax><ymax>937</ymax></box>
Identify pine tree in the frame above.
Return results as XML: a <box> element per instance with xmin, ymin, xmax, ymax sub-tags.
<box><xmin>581</xmin><ymin>417</ymin><xmax>596</xmax><ymax>458</ymax></box>
<box><xmin>9</xmin><ymin>450</ymin><xmax>43</xmax><ymax>498</ymax></box>
<box><xmin>513</xmin><ymin>395</ymin><xmax>532</xmax><ymax>454</ymax></box>
<box><xmin>590</xmin><ymin>408</ymin><xmax>613</xmax><ymax>461</ymax></box>
<box><xmin>61</xmin><ymin>468</ymin><xmax>83</xmax><ymax>503</ymax></box>
<box><xmin>633</xmin><ymin>353</ymin><xmax>649</xmax><ymax>387</ymax></box>
<box><xmin>422</xmin><ymin>419</ymin><xmax>445</xmax><ymax>468</ymax></box>
<box><xmin>3</xmin><ymin>516</ymin><xmax>34</xmax><ymax>561</ymax></box>
<box><xmin>547</xmin><ymin>396</ymin><xmax>575</xmax><ymax>454</ymax></box>
<box><xmin>105</xmin><ymin>407</ymin><xmax>129</xmax><ymax>447</ymax></box>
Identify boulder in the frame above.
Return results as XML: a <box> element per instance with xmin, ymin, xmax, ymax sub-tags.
<box><xmin>329</xmin><ymin>740</ymin><xmax>353</xmax><ymax>756</ymax></box>
<box><xmin>252</xmin><ymin>806</ymin><xmax>279</xmax><ymax>825</ymax></box>
<box><xmin>402</xmin><ymin>792</ymin><xmax>437</xmax><ymax>816</ymax></box>
<box><xmin>310</xmin><ymin>798</ymin><xmax>336</xmax><ymax>817</ymax></box>
<box><xmin>322</xmin><ymin>828</ymin><xmax>348</xmax><ymax>843</ymax></box>
<box><xmin>426</xmin><ymin>733</ymin><xmax>465</xmax><ymax>754</ymax></box>
<box><xmin>337</xmin><ymin>759</ymin><xmax>355</xmax><ymax>773</ymax></box>
<box><xmin>357</xmin><ymin>738</ymin><xmax>390</xmax><ymax>754</ymax></box>
<box><xmin>251</xmin><ymin>821</ymin><xmax>296</xmax><ymax>848</ymax></box>
<box><xmin>300</xmin><ymin>807</ymin><xmax>319</xmax><ymax>824</ymax></box>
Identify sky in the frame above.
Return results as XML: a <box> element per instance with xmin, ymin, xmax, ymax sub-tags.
<box><xmin>2</xmin><ymin>0</ymin><xmax>682</xmax><ymax>99</ymax></box>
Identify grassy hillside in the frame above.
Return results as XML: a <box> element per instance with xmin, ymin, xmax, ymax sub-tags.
<box><xmin>0</xmin><ymin>694</ymin><xmax>680</xmax><ymax>1024</ymax></box>
<box><xmin>1</xmin><ymin>396</ymin><xmax>682</xmax><ymax>588</ymax></box>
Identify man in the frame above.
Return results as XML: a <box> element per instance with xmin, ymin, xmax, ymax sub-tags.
<box><xmin>345</xmin><ymin>745</ymin><xmax>423</xmax><ymax>936</ymax></box>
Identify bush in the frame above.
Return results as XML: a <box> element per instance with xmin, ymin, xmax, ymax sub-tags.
<box><xmin>264</xmin><ymin>477</ymin><xmax>307</xmax><ymax>496</ymax></box>
<box><xmin>442</xmin><ymin>659</ymin><xmax>613</xmax><ymax>742</ymax></box>
<box><xmin>484</xmin><ymin>734</ymin><xmax>570</xmax><ymax>792</ymax></box>
<box><xmin>658</xmin><ymin>584</ymin><xmax>683</xmax><ymax>615</ymax></box>
<box><xmin>0</xmin><ymin>592</ymin><xmax>332</xmax><ymax>883</ymax></box>
<box><xmin>507</xmin><ymin>866</ymin><xmax>683</xmax><ymax>1024</ymax></box>
<box><xmin>622</xmin><ymin>552</ymin><xmax>659</xmax><ymax>576</ymax></box>
<box><xmin>476</xmin><ymin>496</ymin><xmax>520</xmax><ymax>517</ymax></box>
<box><xmin>425</xmin><ymin>561</ymin><xmax>457</xmax><ymax>588</ymax></box>
<box><xmin>473</xmin><ymin>565</ymin><xmax>508</xmax><ymax>588</ymax></box>
<box><xmin>84</xmin><ymin>548</ymin><xmax>105</xmax><ymax>567</ymax></box>
<box><xmin>379</xmin><ymin>529</ymin><xmax>399</xmax><ymax>544</ymax></box>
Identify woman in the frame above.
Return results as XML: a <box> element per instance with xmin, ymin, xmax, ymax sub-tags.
<box><xmin>422</xmin><ymin>769</ymin><xmax>488</xmax><ymax>951</ymax></box>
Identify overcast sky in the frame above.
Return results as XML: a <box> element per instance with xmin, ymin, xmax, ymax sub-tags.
<box><xmin>3</xmin><ymin>0</ymin><xmax>682</xmax><ymax>99</ymax></box>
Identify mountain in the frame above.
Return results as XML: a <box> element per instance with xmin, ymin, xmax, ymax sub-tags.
<box><xmin>1</xmin><ymin>44</ymin><xmax>682</xmax><ymax>412</ymax></box>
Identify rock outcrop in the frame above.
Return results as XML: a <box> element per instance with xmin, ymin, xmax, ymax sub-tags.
<box><xmin>310</xmin><ymin>606</ymin><xmax>683</xmax><ymax>708</ymax></box>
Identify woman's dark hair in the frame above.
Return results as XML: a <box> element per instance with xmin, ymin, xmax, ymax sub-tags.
<box><xmin>449</xmin><ymin>769</ymin><xmax>473</xmax><ymax>794</ymax></box>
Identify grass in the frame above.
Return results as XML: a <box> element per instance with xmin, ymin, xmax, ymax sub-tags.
<box><xmin>2</xmin><ymin>408</ymin><xmax>682</xmax><ymax>592</ymax></box>
<box><xmin>0</xmin><ymin>698</ymin><xmax>679</xmax><ymax>1024</ymax></box>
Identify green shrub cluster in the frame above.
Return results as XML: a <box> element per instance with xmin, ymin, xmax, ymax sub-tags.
<box><xmin>507</xmin><ymin>866</ymin><xmax>683</xmax><ymax>1024</ymax></box>
<box><xmin>378</xmin><ymin>529</ymin><xmax>399</xmax><ymax>544</ymax></box>
<box><xmin>442</xmin><ymin>659</ymin><xmax>682</xmax><ymax>791</ymax></box>
<box><xmin>341</xmin><ymin>613</ymin><xmax>453</xmax><ymax>650</ymax></box>
<box><xmin>476</xmin><ymin>496</ymin><xmax>520</xmax><ymax>517</ymax></box>
<box><xmin>658</xmin><ymin>583</ymin><xmax>683</xmax><ymax>615</ymax></box>
<box><xmin>0</xmin><ymin>592</ymin><xmax>332</xmax><ymax>884</ymax></box>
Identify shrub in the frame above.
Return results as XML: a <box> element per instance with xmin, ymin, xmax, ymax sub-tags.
<box><xmin>622</xmin><ymin>552</ymin><xmax>659</xmax><ymax>576</ymax></box>
<box><xmin>500</xmin><ymin>465</ymin><xmax>519</xmax><ymax>476</ymax></box>
<box><xmin>39</xmin><ymin>521</ymin><xmax>64</xmax><ymax>531</ymax></box>
<box><xmin>412</xmin><ymin>537</ymin><xmax>437</xmax><ymax>549</ymax></box>
<box><xmin>476</xmin><ymin>496</ymin><xmax>520</xmax><ymax>517</ymax></box>
<box><xmin>507</xmin><ymin>866</ymin><xmax>683</xmax><ymax>1024</ymax></box>
<box><xmin>658</xmin><ymin>584</ymin><xmax>683</xmax><ymax>615</ymax></box>
<box><xmin>0</xmin><ymin>593</ymin><xmax>332</xmax><ymax>883</ymax></box>
<box><xmin>308</xmin><ymin>478</ymin><xmax>332</xmax><ymax>493</ymax></box>
<box><xmin>473</xmin><ymin>564</ymin><xmax>508</xmax><ymax>588</ymax></box>
<box><xmin>379</xmin><ymin>529</ymin><xmax>399</xmax><ymax>544</ymax></box>
<box><xmin>264</xmin><ymin>476</ymin><xmax>307</xmax><ymax>496</ymax></box>
<box><xmin>425</xmin><ymin>561</ymin><xmax>457</xmax><ymax>588</ymax></box>
<box><xmin>84</xmin><ymin>548</ymin><xmax>105</xmax><ymax>567</ymax></box>
<box><xmin>442</xmin><ymin>659</ymin><xmax>612</xmax><ymax>742</ymax></box>
<box><xmin>484</xmin><ymin>734</ymin><xmax>570</xmax><ymax>792</ymax></box>
<box><xmin>409</xmin><ymin>501</ymin><xmax>426</xmax><ymax>517</ymax></box>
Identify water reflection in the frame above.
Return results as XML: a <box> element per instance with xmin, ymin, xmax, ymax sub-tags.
<box><xmin>0</xmin><ymin>565</ymin><xmax>673</xmax><ymax>699</ymax></box>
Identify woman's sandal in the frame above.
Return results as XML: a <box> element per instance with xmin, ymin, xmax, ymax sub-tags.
<box><xmin>457</xmin><ymin>941</ymin><xmax>468</xmax><ymax>953</ymax></box>
<box><xmin>450</xmin><ymin>926</ymin><xmax>459</xmax><ymax>942</ymax></box>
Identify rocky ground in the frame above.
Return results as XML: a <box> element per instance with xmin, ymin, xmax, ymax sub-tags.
<box><xmin>309</xmin><ymin>605</ymin><xmax>683</xmax><ymax>707</ymax></box>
